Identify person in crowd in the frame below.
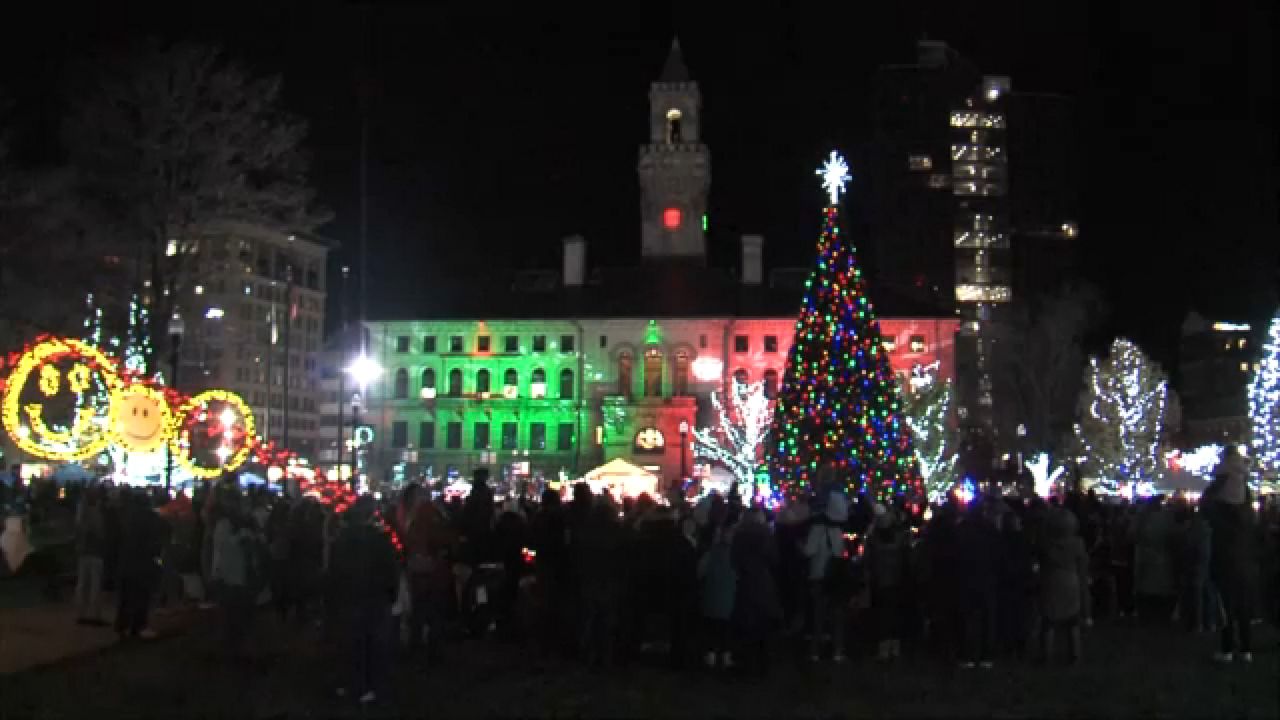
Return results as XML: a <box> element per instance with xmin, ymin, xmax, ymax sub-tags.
<box><xmin>114</xmin><ymin>490</ymin><xmax>163</xmax><ymax>640</ymax></box>
<box><xmin>1038</xmin><ymin>506</ymin><xmax>1089</xmax><ymax>664</ymax></box>
<box><xmin>329</xmin><ymin>495</ymin><xmax>400</xmax><ymax>705</ymax></box>
<box><xmin>1174</xmin><ymin>503</ymin><xmax>1213</xmax><ymax>633</ymax></box>
<box><xmin>697</xmin><ymin>510</ymin><xmax>736</xmax><ymax>669</ymax></box>
<box><xmin>460</xmin><ymin>468</ymin><xmax>496</xmax><ymax>566</ymax></box>
<box><xmin>1109</xmin><ymin>503</ymin><xmax>1137</xmax><ymax>618</ymax></box>
<box><xmin>866</xmin><ymin>504</ymin><xmax>909</xmax><ymax>661</ymax></box>
<box><xmin>955</xmin><ymin>498</ymin><xmax>1002</xmax><ymax>669</ymax></box>
<box><xmin>732</xmin><ymin>507</ymin><xmax>781</xmax><ymax>676</ymax></box>
<box><xmin>774</xmin><ymin>500</ymin><xmax>811</xmax><ymax>638</ymax></box>
<box><xmin>529</xmin><ymin>487</ymin><xmax>569</xmax><ymax>656</ymax></box>
<box><xmin>1202</xmin><ymin>447</ymin><xmax>1260</xmax><ymax>663</ymax></box>
<box><xmin>1134</xmin><ymin>495</ymin><xmax>1176</xmax><ymax>621</ymax></box>
<box><xmin>493</xmin><ymin>497</ymin><xmax>528</xmax><ymax>641</ymax></box>
<box><xmin>577</xmin><ymin>495</ymin><xmax>626</xmax><ymax>668</ymax></box>
<box><xmin>802</xmin><ymin>483</ymin><xmax>851</xmax><ymax>663</ymax></box>
<box><xmin>267</xmin><ymin>496</ymin><xmax>295</xmax><ymax>621</ymax></box>
<box><xmin>212</xmin><ymin>503</ymin><xmax>262</xmax><ymax>658</ymax></box>
<box><xmin>922</xmin><ymin>502</ymin><xmax>960</xmax><ymax>655</ymax></box>
<box><xmin>997</xmin><ymin>510</ymin><xmax>1035</xmax><ymax>659</ymax></box>
<box><xmin>74</xmin><ymin>486</ymin><xmax>108</xmax><ymax>625</ymax></box>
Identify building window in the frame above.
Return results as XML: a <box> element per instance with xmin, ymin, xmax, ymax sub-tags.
<box><xmin>421</xmin><ymin>368</ymin><xmax>436</xmax><ymax>398</ymax></box>
<box><xmin>396</xmin><ymin>336</ymin><xmax>410</xmax><ymax>353</ymax></box>
<box><xmin>618</xmin><ymin>352</ymin><xmax>633</xmax><ymax>397</ymax></box>
<box><xmin>559</xmin><ymin>368</ymin><xmax>574</xmax><ymax>399</ymax></box>
<box><xmin>503</xmin><ymin>335</ymin><xmax>518</xmax><ymax>353</ymax></box>
<box><xmin>909</xmin><ymin>335</ymin><xmax>927</xmax><ymax>353</ymax></box>
<box><xmin>599</xmin><ymin>335</ymin><xmax>607</xmax><ymax>348</ymax></box>
<box><xmin>560</xmin><ymin>334</ymin><xmax>575</xmax><ymax>352</ymax></box>
<box><xmin>883</xmin><ymin>337</ymin><xmax>897</xmax><ymax>352</ymax></box>
<box><xmin>666</xmin><ymin>108</ymin><xmax>682</xmax><ymax>144</ymax></box>
<box><xmin>477</xmin><ymin>335</ymin><xmax>491</xmax><ymax>353</ymax></box>
<box><xmin>447</xmin><ymin>369</ymin><xmax>462</xmax><ymax>397</ymax></box>
<box><xmin>533</xmin><ymin>335</ymin><xmax>547</xmax><ymax>352</ymax></box>
<box><xmin>504</xmin><ymin>368</ymin><xmax>518</xmax><ymax>392</ymax></box>
<box><xmin>391</xmin><ymin>421</ymin><xmax>408</xmax><ymax>449</ymax></box>
<box><xmin>673</xmin><ymin>352</ymin><xmax>690</xmax><ymax>396</ymax></box>
<box><xmin>393</xmin><ymin>369</ymin><xmax>409</xmax><ymax>399</ymax></box>
<box><xmin>474</xmin><ymin>422</ymin><xmax>490</xmax><ymax>450</ymax></box>
<box><xmin>908</xmin><ymin>154</ymin><xmax>933</xmax><ymax>171</ymax></box>
<box><xmin>501</xmin><ymin>422</ymin><xmax>518</xmax><ymax>450</ymax></box>
<box><xmin>531</xmin><ymin>368</ymin><xmax>547</xmax><ymax>398</ymax></box>
<box><xmin>530</xmin><ymin>423</ymin><xmax>546</xmax><ymax>450</ymax></box>
<box><xmin>764</xmin><ymin>335</ymin><xmax>778</xmax><ymax>353</ymax></box>
<box><xmin>476</xmin><ymin>369</ymin><xmax>491</xmax><ymax>395</ymax></box>
<box><xmin>446</xmin><ymin>422</ymin><xmax>462</xmax><ymax>449</ymax></box>
<box><xmin>764</xmin><ymin>369</ymin><xmax>779</xmax><ymax>399</ymax></box>
<box><xmin>423</xmin><ymin>336</ymin><xmax>436</xmax><ymax>353</ymax></box>
<box><xmin>449</xmin><ymin>336</ymin><xmax>463</xmax><ymax>353</ymax></box>
<box><xmin>733</xmin><ymin>368</ymin><xmax>748</xmax><ymax>386</ymax></box>
<box><xmin>644</xmin><ymin>349</ymin><xmax>663</xmax><ymax>398</ymax></box>
<box><xmin>699</xmin><ymin>334</ymin><xmax>708</xmax><ymax>349</ymax></box>
<box><xmin>557</xmin><ymin>423</ymin><xmax>574</xmax><ymax>451</ymax></box>
<box><xmin>419</xmin><ymin>422</ymin><xmax>435</xmax><ymax>449</ymax></box>
<box><xmin>734</xmin><ymin>335</ymin><xmax>749</xmax><ymax>353</ymax></box>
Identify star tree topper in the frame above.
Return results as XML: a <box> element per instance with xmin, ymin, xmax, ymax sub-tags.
<box><xmin>816</xmin><ymin>150</ymin><xmax>850</xmax><ymax>205</ymax></box>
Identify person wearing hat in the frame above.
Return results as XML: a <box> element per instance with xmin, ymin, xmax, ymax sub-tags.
<box><xmin>1201</xmin><ymin>446</ymin><xmax>1260</xmax><ymax>663</ymax></box>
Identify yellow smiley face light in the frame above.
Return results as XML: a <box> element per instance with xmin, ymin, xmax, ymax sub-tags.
<box><xmin>109</xmin><ymin>383</ymin><xmax>173</xmax><ymax>454</ymax></box>
<box><xmin>1</xmin><ymin>337</ymin><xmax>121</xmax><ymax>461</ymax></box>
<box><xmin>170</xmin><ymin>389</ymin><xmax>256</xmax><ymax>479</ymax></box>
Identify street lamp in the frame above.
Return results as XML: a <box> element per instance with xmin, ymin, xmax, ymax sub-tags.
<box><xmin>678</xmin><ymin>419</ymin><xmax>690</xmax><ymax>485</ymax></box>
<box><xmin>164</xmin><ymin>313</ymin><xmax>186</xmax><ymax>493</ymax></box>
<box><xmin>345</xmin><ymin>354</ymin><xmax>382</xmax><ymax>491</ymax></box>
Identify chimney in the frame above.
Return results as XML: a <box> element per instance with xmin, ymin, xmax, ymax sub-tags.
<box><xmin>562</xmin><ymin>235</ymin><xmax>586</xmax><ymax>287</ymax></box>
<box><xmin>741</xmin><ymin>234</ymin><xmax>763</xmax><ymax>285</ymax></box>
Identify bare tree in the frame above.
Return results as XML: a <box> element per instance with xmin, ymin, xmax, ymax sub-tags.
<box><xmin>62</xmin><ymin>41</ymin><xmax>329</xmax><ymax>372</ymax></box>
<box><xmin>990</xmin><ymin>284</ymin><xmax>1105</xmax><ymax>455</ymax></box>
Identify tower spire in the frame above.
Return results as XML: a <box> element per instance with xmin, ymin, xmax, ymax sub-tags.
<box><xmin>660</xmin><ymin>37</ymin><xmax>690</xmax><ymax>82</ymax></box>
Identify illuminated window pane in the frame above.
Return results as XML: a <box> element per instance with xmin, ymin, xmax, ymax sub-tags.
<box><xmin>663</xmin><ymin>207</ymin><xmax>682</xmax><ymax>230</ymax></box>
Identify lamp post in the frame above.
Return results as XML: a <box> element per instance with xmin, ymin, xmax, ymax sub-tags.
<box><xmin>164</xmin><ymin>313</ymin><xmax>185</xmax><ymax>493</ymax></box>
<box><xmin>678</xmin><ymin>419</ymin><xmax>690</xmax><ymax>486</ymax></box>
<box><xmin>346</xmin><ymin>353</ymin><xmax>382</xmax><ymax>491</ymax></box>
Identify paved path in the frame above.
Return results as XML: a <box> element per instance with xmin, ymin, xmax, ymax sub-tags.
<box><xmin>0</xmin><ymin>597</ymin><xmax>195</xmax><ymax>674</ymax></box>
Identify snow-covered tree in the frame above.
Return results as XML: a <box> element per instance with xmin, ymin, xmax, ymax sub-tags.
<box><xmin>1075</xmin><ymin>338</ymin><xmax>1170</xmax><ymax>494</ymax></box>
<box><xmin>1249</xmin><ymin>308</ymin><xmax>1280</xmax><ymax>491</ymax></box>
<box><xmin>694</xmin><ymin>379</ymin><xmax>773</xmax><ymax>496</ymax></box>
<box><xmin>901</xmin><ymin>362</ymin><xmax>959</xmax><ymax>502</ymax></box>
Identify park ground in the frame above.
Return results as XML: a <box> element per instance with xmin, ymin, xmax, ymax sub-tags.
<box><xmin>0</xmin><ymin>593</ymin><xmax>1277</xmax><ymax>720</ymax></box>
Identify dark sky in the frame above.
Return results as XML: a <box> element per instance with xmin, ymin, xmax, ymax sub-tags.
<box><xmin>2</xmin><ymin>1</ymin><xmax>1276</xmax><ymax>365</ymax></box>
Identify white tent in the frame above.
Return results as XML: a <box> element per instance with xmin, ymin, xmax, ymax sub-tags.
<box><xmin>583</xmin><ymin>458</ymin><xmax>659</xmax><ymax>499</ymax></box>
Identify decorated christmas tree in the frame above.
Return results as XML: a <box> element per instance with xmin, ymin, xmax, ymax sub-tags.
<box><xmin>1248</xmin><ymin>308</ymin><xmax>1280</xmax><ymax>492</ymax></box>
<box><xmin>901</xmin><ymin>362</ymin><xmax>959</xmax><ymax>502</ymax></box>
<box><xmin>767</xmin><ymin>151</ymin><xmax>919</xmax><ymax>502</ymax></box>
<box><xmin>1075</xmin><ymin>338</ymin><xmax>1169</xmax><ymax>494</ymax></box>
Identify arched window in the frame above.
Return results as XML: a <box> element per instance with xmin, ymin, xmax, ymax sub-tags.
<box><xmin>618</xmin><ymin>352</ymin><xmax>633</xmax><ymax>398</ymax></box>
<box><xmin>476</xmin><ymin>369</ymin><xmax>491</xmax><ymax>395</ymax></box>
<box><xmin>666</xmin><ymin>108</ymin><xmax>683</xmax><ymax>144</ymax></box>
<box><xmin>559</xmin><ymin>368</ymin><xmax>574</xmax><ymax>399</ymax></box>
<box><xmin>421</xmin><ymin>368</ymin><xmax>436</xmax><ymax>398</ymax></box>
<box><xmin>504</xmin><ymin>368</ymin><xmax>518</xmax><ymax>387</ymax></box>
<box><xmin>733</xmin><ymin>368</ymin><xmax>749</xmax><ymax>387</ymax></box>
<box><xmin>644</xmin><ymin>349</ymin><xmax>664</xmax><ymax>398</ymax></box>
<box><xmin>393</xmin><ymin>368</ymin><xmax>409</xmax><ymax>399</ymax></box>
<box><xmin>673</xmin><ymin>351</ymin><xmax>691</xmax><ymax>396</ymax></box>
<box><xmin>530</xmin><ymin>368</ymin><xmax>547</xmax><ymax>398</ymax></box>
<box><xmin>447</xmin><ymin>368</ymin><xmax>462</xmax><ymax>397</ymax></box>
<box><xmin>763</xmin><ymin>369</ymin><xmax>779</xmax><ymax>400</ymax></box>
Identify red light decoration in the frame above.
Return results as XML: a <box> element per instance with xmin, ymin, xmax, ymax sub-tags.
<box><xmin>662</xmin><ymin>207</ymin><xmax>682</xmax><ymax>230</ymax></box>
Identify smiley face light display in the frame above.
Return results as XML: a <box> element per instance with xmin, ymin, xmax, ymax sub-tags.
<box><xmin>1</xmin><ymin>337</ymin><xmax>121</xmax><ymax>461</ymax></box>
<box><xmin>169</xmin><ymin>389</ymin><xmax>257</xmax><ymax>479</ymax></box>
<box><xmin>109</xmin><ymin>383</ymin><xmax>174</xmax><ymax>454</ymax></box>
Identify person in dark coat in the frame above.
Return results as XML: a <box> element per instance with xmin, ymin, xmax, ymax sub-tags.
<box><xmin>924</xmin><ymin>502</ymin><xmax>961</xmax><ymax>655</ymax></box>
<box><xmin>732</xmin><ymin>508</ymin><xmax>781</xmax><ymax>676</ymax></box>
<box><xmin>329</xmin><ymin>496</ymin><xmax>400</xmax><ymax>705</ymax></box>
<box><xmin>866</xmin><ymin>507</ymin><xmax>909</xmax><ymax>661</ymax></box>
<box><xmin>576</xmin><ymin>497</ymin><xmax>626</xmax><ymax>667</ymax></box>
<box><xmin>114</xmin><ymin>490</ymin><xmax>163</xmax><ymax>640</ymax></box>
<box><xmin>1202</xmin><ymin>449</ymin><xmax>1260</xmax><ymax>663</ymax></box>
<box><xmin>74</xmin><ymin>486</ymin><xmax>108</xmax><ymax>625</ymax></box>
<box><xmin>697</xmin><ymin>516</ymin><xmax>736</xmax><ymax>669</ymax></box>
<box><xmin>1038</xmin><ymin>507</ymin><xmax>1089</xmax><ymax>664</ymax></box>
<box><xmin>998</xmin><ymin>511</ymin><xmax>1036</xmax><ymax>659</ymax></box>
<box><xmin>529</xmin><ymin>488</ymin><xmax>569</xmax><ymax>655</ymax></box>
<box><xmin>954</xmin><ymin>499</ymin><xmax>1003</xmax><ymax>669</ymax></box>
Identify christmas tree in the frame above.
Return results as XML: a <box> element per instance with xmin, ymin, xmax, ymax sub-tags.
<box><xmin>1248</xmin><ymin>308</ymin><xmax>1280</xmax><ymax>492</ymax></box>
<box><xmin>1075</xmin><ymin>338</ymin><xmax>1169</xmax><ymax>494</ymax></box>
<box><xmin>767</xmin><ymin>151</ymin><xmax>918</xmax><ymax>502</ymax></box>
<box><xmin>901</xmin><ymin>362</ymin><xmax>959</xmax><ymax>502</ymax></box>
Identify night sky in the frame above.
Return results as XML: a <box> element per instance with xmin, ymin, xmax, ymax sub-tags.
<box><xmin>1</xmin><ymin>2</ymin><xmax>1275</xmax><ymax>365</ymax></box>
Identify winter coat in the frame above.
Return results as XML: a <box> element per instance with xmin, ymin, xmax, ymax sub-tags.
<box><xmin>1203</xmin><ymin>499</ymin><xmax>1260</xmax><ymax>609</ymax></box>
<box><xmin>1181</xmin><ymin>514</ymin><xmax>1212</xmax><ymax>586</ymax></box>
<box><xmin>955</xmin><ymin>510</ymin><xmax>1003</xmax><ymax>598</ymax></box>
<box><xmin>802</xmin><ymin>521</ymin><xmax>846</xmax><ymax>581</ymax></box>
<box><xmin>866</xmin><ymin>526</ymin><xmax>909</xmax><ymax>591</ymax></box>
<box><xmin>731</xmin><ymin>517</ymin><xmax>782</xmax><ymax>628</ymax></box>
<box><xmin>1038</xmin><ymin>509</ymin><xmax>1089</xmax><ymax>622</ymax></box>
<box><xmin>697</xmin><ymin>535</ymin><xmax>737</xmax><ymax>621</ymax></box>
<box><xmin>1134</xmin><ymin>507</ymin><xmax>1175</xmax><ymax>598</ymax></box>
<box><xmin>329</xmin><ymin>521</ymin><xmax>400</xmax><ymax>614</ymax></box>
<box><xmin>213</xmin><ymin>520</ymin><xmax>252</xmax><ymax>588</ymax></box>
<box><xmin>77</xmin><ymin>503</ymin><xmax>106</xmax><ymax>558</ymax></box>
<box><xmin>117</xmin><ymin>502</ymin><xmax>162</xmax><ymax>584</ymax></box>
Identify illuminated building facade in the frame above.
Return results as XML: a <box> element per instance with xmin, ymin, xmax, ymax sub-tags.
<box><xmin>360</xmin><ymin>43</ymin><xmax>958</xmax><ymax>490</ymax></box>
<box><xmin>1177</xmin><ymin>312</ymin><xmax>1256</xmax><ymax>445</ymax></box>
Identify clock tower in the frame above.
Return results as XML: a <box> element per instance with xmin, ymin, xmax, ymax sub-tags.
<box><xmin>638</xmin><ymin>39</ymin><xmax>710</xmax><ymax>261</ymax></box>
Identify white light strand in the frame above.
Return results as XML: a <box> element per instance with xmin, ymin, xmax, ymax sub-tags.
<box><xmin>693</xmin><ymin>379</ymin><xmax>774</xmax><ymax>495</ymax></box>
<box><xmin>902</xmin><ymin>362</ymin><xmax>959</xmax><ymax>502</ymax></box>
<box><xmin>1075</xmin><ymin>338</ymin><xmax>1168</xmax><ymax>494</ymax></box>
<box><xmin>1248</xmin><ymin>310</ymin><xmax>1280</xmax><ymax>492</ymax></box>
<box><xmin>1025</xmin><ymin>452</ymin><xmax>1066</xmax><ymax>498</ymax></box>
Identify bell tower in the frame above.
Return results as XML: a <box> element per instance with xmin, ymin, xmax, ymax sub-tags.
<box><xmin>638</xmin><ymin>39</ymin><xmax>710</xmax><ymax>261</ymax></box>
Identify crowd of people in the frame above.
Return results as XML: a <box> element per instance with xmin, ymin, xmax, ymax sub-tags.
<box><xmin>5</xmin><ymin>447</ymin><xmax>1276</xmax><ymax>705</ymax></box>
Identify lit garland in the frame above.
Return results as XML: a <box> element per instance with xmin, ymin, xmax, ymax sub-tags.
<box><xmin>693</xmin><ymin>379</ymin><xmax>774</xmax><ymax>497</ymax></box>
<box><xmin>1074</xmin><ymin>338</ymin><xmax>1168</xmax><ymax>494</ymax></box>
<box><xmin>901</xmin><ymin>362</ymin><xmax>959</xmax><ymax>502</ymax></box>
<box><xmin>169</xmin><ymin>389</ymin><xmax>257</xmax><ymax>479</ymax></box>
<box><xmin>1248</xmin><ymin>309</ymin><xmax>1280</xmax><ymax>492</ymax></box>
<box><xmin>766</xmin><ymin>151</ymin><xmax>920</xmax><ymax>502</ymax></box>
<box><xmin>1</xmin><ymin>337</ymin><xmax>121</xmax><ymax>461</ymax></box>
<box><xmin>124</xmin><ymin>293</ymin><xmax>152</xmax><ymax>377</ymax></box>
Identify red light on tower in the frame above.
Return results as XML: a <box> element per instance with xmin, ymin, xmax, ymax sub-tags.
<box><xmin>662</xmin><ymin>207</ymin><xmax>682</xmax><ymax>230</ymax></box>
